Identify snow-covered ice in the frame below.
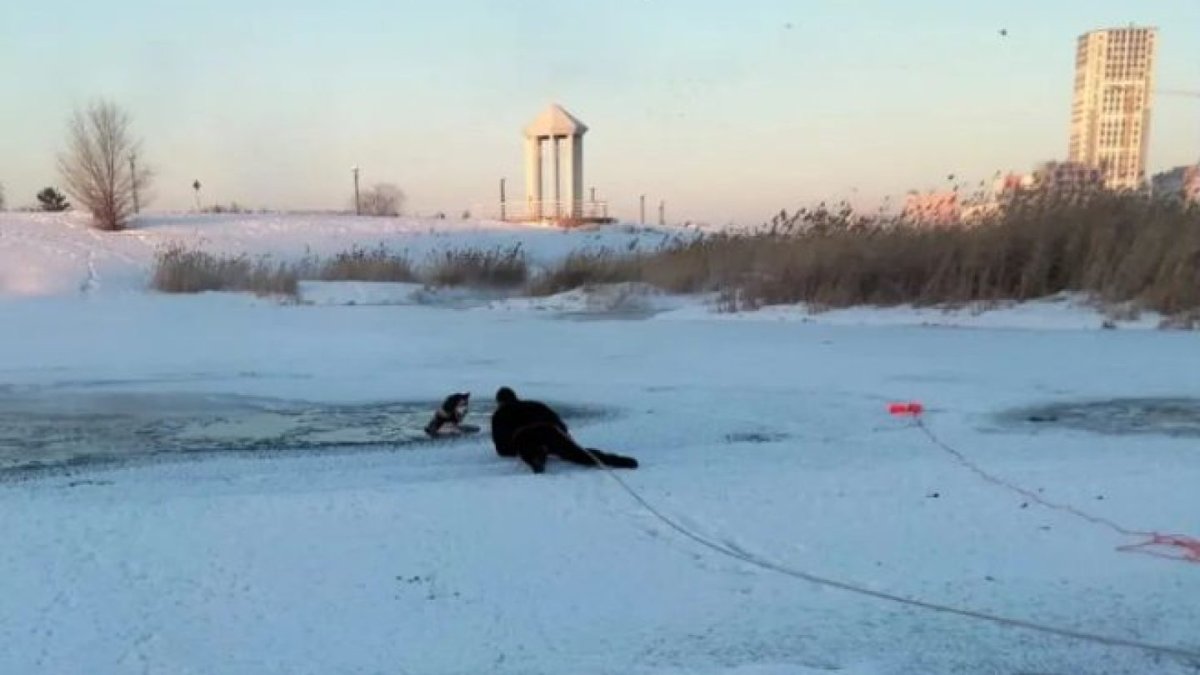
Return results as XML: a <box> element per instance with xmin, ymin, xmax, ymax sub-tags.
<box><xmin>0</xmin><ymin>213</ymin><xmax>1197</xmax><ymax>674</ymax></box>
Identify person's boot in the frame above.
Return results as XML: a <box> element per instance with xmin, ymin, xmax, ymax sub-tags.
<box><xmin>530</xmin><ymin>451</ymin><xmax>549</xmax><ymax>473</ymax></box>
<box><xmin>527</xmin><ymin>453</ymin><xmax>547</xmax><ymax>474</ymax></box>
<box><xmin>591</xmin><ymin>449</ymin><xmax>638</xmax><ymax>469</ymax></box>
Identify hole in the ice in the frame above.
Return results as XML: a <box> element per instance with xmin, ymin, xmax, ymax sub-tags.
<box><xmin>0</xmin><ymin>391</ymin><xmax>606</xmax><ymax>479</ymax></box>
<box><xmin>998</xmin><ymin>397</ymin><xmax>1200</xmax><ymax>438</ymax></box>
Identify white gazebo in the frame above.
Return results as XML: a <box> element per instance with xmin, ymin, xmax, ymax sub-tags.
<box><xmin>523</xmin><ymin>104</ymin><xmax>588</xmax><ymax>221</ymax></box>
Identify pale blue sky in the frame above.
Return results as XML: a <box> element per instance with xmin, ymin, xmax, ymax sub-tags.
<box><xmin>1</xmin><ymin>0</ymin><xmax>1197</xmax><ymax>224</ymax></box>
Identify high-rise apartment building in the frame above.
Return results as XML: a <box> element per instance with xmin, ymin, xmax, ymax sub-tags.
<box><xmin>1068</xmin><ymin>27</ymin><xmax>1157</xmax><ymax>190</ymax></box>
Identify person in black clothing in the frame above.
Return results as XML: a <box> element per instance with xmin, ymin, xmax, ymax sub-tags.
<box><xmin>490</xmin><ymin>386</ymin><xmax>639</xmax><ymax>474</ymax></box>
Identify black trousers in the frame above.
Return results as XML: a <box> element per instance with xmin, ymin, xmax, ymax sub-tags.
<box><xmin>511</xmin><ymin>424</ymin><xmax>638</xmax><ymax>473</ymax></box>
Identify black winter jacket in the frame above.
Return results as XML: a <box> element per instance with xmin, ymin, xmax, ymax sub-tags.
<box><xmin>490</xmin><ymin>400</ymin><xmax>569</xmax><ymax>457</ymax></box>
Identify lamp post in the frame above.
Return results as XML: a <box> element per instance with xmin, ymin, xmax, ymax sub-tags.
<box><xmin>352</xmin><ymin>166</ymin><xmax>361</xmax><ymax>216</ymax></box>
<box><xmin>130</xmin><ymin>153</ymin><xmax>140</xmax><ymax>214</ymax></box>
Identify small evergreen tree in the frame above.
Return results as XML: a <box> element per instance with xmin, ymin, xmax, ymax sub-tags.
<box><xmin>37</xmin><ymin>187</ymin><xmax>70</xmax><ymax>212</ymax></box>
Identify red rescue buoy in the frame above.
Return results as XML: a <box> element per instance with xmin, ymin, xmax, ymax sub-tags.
<box><xmin>888</xmin><ymin>401</ymin><xmax>924</xmax><ymax>416</ymax></box>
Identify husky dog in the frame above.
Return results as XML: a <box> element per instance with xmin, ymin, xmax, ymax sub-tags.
<box><xmin>424</xmin><ymin>392</ymin><xmax>474</xmax><ymax>437</ymax></box>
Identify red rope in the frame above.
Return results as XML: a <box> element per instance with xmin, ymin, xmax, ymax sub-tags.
<box><xmin>1117</xmin><ymin>534</ymin><xmax>1200</xmax><ymax>563</ymax></box>
<box><xmin>587</xmin><ymin>447</ymin><xmax>1200</xmax><ymax>660</ymax></box>
<box><xmin>907</xmin><ymin>414</ymin><xmax>1200</xmax><ymax>565</ymax></box>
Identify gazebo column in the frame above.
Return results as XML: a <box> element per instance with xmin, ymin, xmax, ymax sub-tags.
<box><xmin>563</xmin><ymin>134</ymin><xmax>583</xmax><ymax>218</ymax></box>
<box><xmin>524</xmin><ymin>136</ymin><xmax>542</xmax><ymax>220</ymax></box>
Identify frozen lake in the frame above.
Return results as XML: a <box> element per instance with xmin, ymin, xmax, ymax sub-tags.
<box><xmin>0</xmin><ymin>214</ymin><xmax>1197</xmax><ymax>674</ymax></box>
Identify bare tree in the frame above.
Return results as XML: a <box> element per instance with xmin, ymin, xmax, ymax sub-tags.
<box><xmin>57</xmin><ymin>100</ymin><xmax>152</xmax><ymax>231</ymax></box>
<box><xmin>0</xmin><ymin>182</ymin><xmax>6</xmax><ymax>211</ymax></box>
<box><xmin>356</xmin><ymin>182</ymin><xmax>405</xmax><ymax>217</ymax></box>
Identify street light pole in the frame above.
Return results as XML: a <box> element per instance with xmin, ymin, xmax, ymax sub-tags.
<box><xmin>639</xmin><ymin>194</ymin><xmax>645</xmax><ymax>225</ymax></box>
<box><xmin>352</xmin><ymin>166</ymin><xmax>361</xmax><ymax>216</ymax></box>
<box><xmin>129</xmin><ymin>153</ymin><xmax>140</xmax><ymax>214</ymax></box>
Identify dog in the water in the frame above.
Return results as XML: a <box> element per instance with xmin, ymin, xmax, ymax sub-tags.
<box><xmin>424</xmin><ymin>392</ymin><xmax>477</xmax><ymax>437</ymax></box>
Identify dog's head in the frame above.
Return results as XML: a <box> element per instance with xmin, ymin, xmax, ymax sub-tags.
<box><xmin>441</xmin><ymin>392</ymin><xmax>470</xmax><ymax>423</ymax></box>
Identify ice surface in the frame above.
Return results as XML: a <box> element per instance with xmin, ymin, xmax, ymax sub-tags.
<box><xmin>0</xmin><ymin>214</ymin><xmax>1197</xmax><ymax>674</ymax></box>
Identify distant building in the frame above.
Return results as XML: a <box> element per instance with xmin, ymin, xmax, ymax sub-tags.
<box><xmin>963</xmin><ymin>164</ymin><xmax>1097</xmax><ymax>221</ymax></box>
<box><xmin>995</xmin><ymin>172</ymin><xmax>1034</xmax><ymax>194</ymax></box>
<box><xmin>955</xmin><ymin>174</ymin><xmax>1034</xmax><ymax>223</ymax></box>
<box><xmin>960</xmin><ymin>201</ymin><xmax>1001</xmax><ymax>223</ymax></box>
<box><xmin>1031</xmin><ymin>160</ymin><xmax>1105</xmax><ymax>195</ymax></box>
<box><xmin>903</xmin><ymin>191</ymin><xmax>960</xmax><ymax>225</ymax></box>
<box><xmin>992</xmin><ymin>172</ymin><xmax>1035</xmax><ymax>201</ymax></box>
<box><xmin>1068</xmin><ymin>26</ymin><xmax>1158</xmax><ymax>191</ymax></box>
<box><xmin>1151</xmin><ymin>165</ymin><xmax>1200</xmax><ymax>203</ymax></box>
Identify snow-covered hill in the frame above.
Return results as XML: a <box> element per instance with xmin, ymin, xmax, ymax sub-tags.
<box><xmin>0</xmin><ymin>212</ymin><xmax>682</xmax><ymax>297</ymax></box>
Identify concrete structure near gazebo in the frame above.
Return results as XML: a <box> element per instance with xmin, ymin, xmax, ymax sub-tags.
<box><xmin>512</xmin><ymin>104</ymin><xmax>613</xmax><ymax>226</ymax></box>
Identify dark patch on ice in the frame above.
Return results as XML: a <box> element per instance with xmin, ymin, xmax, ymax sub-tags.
<box><xmin>886</xmin><ymin>372</ymin><xmax>965</xmax><ymax>384</ymax></box>
<box><xmin>0</xmin><ymin>390</ymin><xmax>607</xmax><ymax>483</ymax></box>
<box><xmin>19</xmin><ymin>372</ymin><xmax>313</xmax><ymax>392</ymax></box>
<box><xmin>65</xmin><ymin>479</ymin><xmax>114</xmax><ymax>488</ymax></box>
<box><xmin>725</xmin><ymin>431</ymin><xmax>789</xmax><ymax>444</ymax></box>
<box><xmin>556</xmin><ymin>309</ymin><xmax>664</xmax><ymax>322</ymax></box>
<box><xmin>998</xmin><ymin>397</ymin><xmax>1200</xmax><ymax>438</ymax></box>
